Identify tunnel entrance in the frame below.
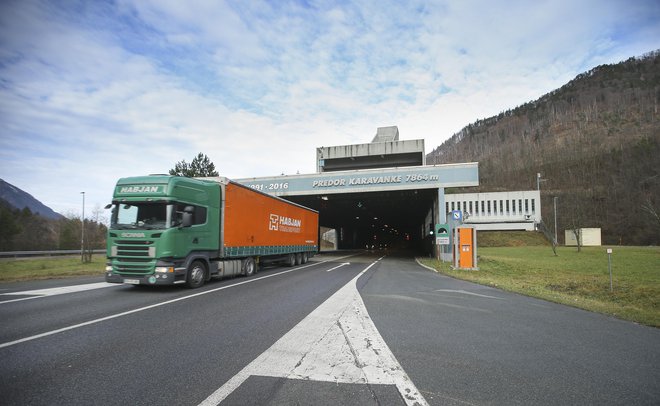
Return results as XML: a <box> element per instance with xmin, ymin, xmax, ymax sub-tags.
<box><xmin>286</xmin><ymin>189</ymin><xmax>437</xmax><ymax>251</ymax></box>
<box><xmin>233</xmin><ymin>126</ymin><xmax>479</xmax><ymax>258</ymax></box>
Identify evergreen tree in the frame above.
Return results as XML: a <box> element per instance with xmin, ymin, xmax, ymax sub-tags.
<box><xmin>169</xmin><ymin>153</ymin><xmax>219</xmax><ymax>177</ymax></box>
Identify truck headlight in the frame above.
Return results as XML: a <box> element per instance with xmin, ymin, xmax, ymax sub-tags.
<box><xmin>155</xmin><ymin>266</ymin><xmax>174</xmax><ymax>273</ymax></box>
<box><xmin>105</xmin><ymin>266</ymin><xmax>113</xmax><ymax>272</ymax></box>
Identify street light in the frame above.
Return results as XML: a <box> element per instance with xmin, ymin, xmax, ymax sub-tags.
<box><xmin>80</xmin><ymin>191</ymin><xmax>85</xmax><ymax>262</ymax></box>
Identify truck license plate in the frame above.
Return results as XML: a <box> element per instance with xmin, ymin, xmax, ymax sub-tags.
<box><xmin>123</xmin><ymin>279</ymin><xmax>140</xmax><ymax>285</ymax></box>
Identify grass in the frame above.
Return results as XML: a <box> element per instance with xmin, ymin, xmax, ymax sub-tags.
<box><xmin>0</xmin><ymin>255</ymin><xmax>106</xmax><ymax>283</ymax></box>
<box><xmin>477</xmin><ymin>230</ymin><xmax>550</xmax><ymax>247</ymax></box>
<box><xmin>419</xmin><ymin>245</ymin><xmax>660</xmax><ymax>327</ymax></box>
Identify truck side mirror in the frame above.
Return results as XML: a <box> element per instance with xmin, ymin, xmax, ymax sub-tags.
<box><xmin>182</xmin><ymin>206</ymin><xmax>194</xmax><ymax>228</ymax></box>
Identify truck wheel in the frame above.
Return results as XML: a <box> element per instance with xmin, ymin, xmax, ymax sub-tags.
<box><xmin>301</xmin><ymin>253</ymin><xmax>308</xmax><ymax>264</ymax></box>
<box><xmin>243</xmin><ymin>257</ymin><xmax>256</xmax><ymax>277</ymax></box>
<box><xmin>185</xmin><ymin>260</ymin><xmax>206</xmax><ymax>289</ymax></box>
<box><xmin>286</xmin><ymin>253</ymin><xmax>296</xmax><ymax>267</ymax></box>
<box><xmin>295</xmin><ymin>253</ymin><xmax>302</xmax><ymax>265</ymax></box>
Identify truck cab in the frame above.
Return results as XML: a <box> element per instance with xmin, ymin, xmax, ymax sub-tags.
<box><xmin>105</xmin><ymin>175</ymin><xmax>220</xmax><ymax>288</ymax></box>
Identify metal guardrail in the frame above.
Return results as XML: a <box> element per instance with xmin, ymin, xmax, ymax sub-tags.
<box><xmin>0</xmin><ymin>249</ymin><xmax>105</xmax><ymax>258</ymax></box>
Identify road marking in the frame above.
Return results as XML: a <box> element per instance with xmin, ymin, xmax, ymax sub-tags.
<box><xmin>198</xmin><ymin>256</ymin><xmax>429</xmax><ymax>406</ymax></box>
<box><xmin>433</xmin><ymin>289</ymin><xmax>504</xmax><ymax>300</ymax></box>
<box><xmin>0</xmin><ymin>282</ymin><xmax>117</xmax><ymax>304</ymax></box>
<box><xmin>325</xmin><ymin>262</ymin><xmax>349</xmax><ymax>272</ymax></box>
<box><xmin>0</xmin><ymin>255</ymin><xmax>359</xmax><ymax>350</ymax></box>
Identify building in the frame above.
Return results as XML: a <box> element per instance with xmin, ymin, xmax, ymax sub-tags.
<box><xmin>444</xmin><ymin>190</ymin><xmax>541</xmax><ymax>231</ymax></box>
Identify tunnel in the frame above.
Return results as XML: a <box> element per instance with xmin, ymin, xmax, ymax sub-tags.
<box><xmin>286</xmin><ymin>188</ymin><xmax>438</xmax><ymax>252</ymax></box>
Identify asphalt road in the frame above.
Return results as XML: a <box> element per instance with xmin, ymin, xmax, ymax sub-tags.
<box><xmin>1</xmin><ymin>251</ymin><xmax>658</xmax><ymax>405</ymax></box>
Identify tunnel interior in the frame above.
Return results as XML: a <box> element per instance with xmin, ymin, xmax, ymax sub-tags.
<box><xmin>286</xmin><ymin>188</ymin><xmax>437</xmax><ymax>252</ymax></box>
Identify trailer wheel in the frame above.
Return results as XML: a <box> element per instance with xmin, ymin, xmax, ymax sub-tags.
<box><xmin>301</xmin><ymin>253</ymin><xmax>308</xmax><ymax>264</ymax></box>
<box><xmin>295</xmin><ymin>253</ymin><xmax>302</xmax><ymax>265</ymax></box>
<box><xmin>243</xmin><ymin>257</ymin><xmax>256</xmax><ymax>277</ymax></box>
<box><xmin>286</xmin><ymin>253</ymin><xmax>296</xmax><ymax>267</ymax></box>
<box><xmin>186</xmin><ymin>260</ymin><xmax>206</xmax><ymax>289</ymax></box>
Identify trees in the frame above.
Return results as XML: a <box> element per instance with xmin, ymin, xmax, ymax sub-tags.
<box><xmin>169</xmin><ymin>153</ymin><xmax>219</xmax><ymax>177</ymax></box>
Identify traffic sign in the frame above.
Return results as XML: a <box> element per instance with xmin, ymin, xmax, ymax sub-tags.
<box><xmin>435</xmin><ymin>223</ymin><xmax>450</xmax><ymax>245</ymax></box>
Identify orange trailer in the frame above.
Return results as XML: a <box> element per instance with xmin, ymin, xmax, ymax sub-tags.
<box><xmin>222</xmin><ymin>181</ymin><xmax>318</xmax><ymax>260</ymax></box>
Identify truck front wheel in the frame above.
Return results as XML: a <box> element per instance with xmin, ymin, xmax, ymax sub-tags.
<box><xmin>186</xmin><ymin>260</ymin><xmax>206</xmax><ymax>289</ymax></box>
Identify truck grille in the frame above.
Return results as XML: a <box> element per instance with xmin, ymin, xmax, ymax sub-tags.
<box><xmin>111</xmin><ymin>240</ymin><xmax>156</xmax><ymax>275</ymax></box>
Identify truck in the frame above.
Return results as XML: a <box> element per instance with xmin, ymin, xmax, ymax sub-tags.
<box><xmin>105</xmin><ymin>175</ymin><xmax>319</xmax><ymax>288</ymax></box>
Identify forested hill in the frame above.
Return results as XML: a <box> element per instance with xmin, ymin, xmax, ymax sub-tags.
<box><xmin>427</xmin><ymin>50</ymin><xmax>660</xmax><ymax>245</ymax></box>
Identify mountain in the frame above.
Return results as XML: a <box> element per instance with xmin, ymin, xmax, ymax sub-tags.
<box><xmin>427</xmin><ymin>50</ymin><xmax>660</xmax><ymax>245</ymax></box>
<box><xmin>0</xmin><ymin>179</ymin><xmax>63</xmax><ymax>220</ymax></box>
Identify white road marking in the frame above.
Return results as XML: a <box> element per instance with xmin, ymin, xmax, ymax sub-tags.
<box><xmin>198</xmin><ymin>257</ymin><xmax>429</xmax><ymax>406</ymax></box>
<box><xmin>0</xmin><ymin>255</ymin><xmax>360</xmax><ymax>350</ymax></box>
<box><xmin>433</xmin><ymin>289</ymin><xmax>504</xmax><ymax>300</ymax></box>
<box><xmin>0</xmin><ymin>282</ymin><xmax>117</xmax><ymax>304</ymax></box>
<box><xmin>325</xmin><ymin>262</ymin><xmax>349</xmax><ymax>272</ymax></box>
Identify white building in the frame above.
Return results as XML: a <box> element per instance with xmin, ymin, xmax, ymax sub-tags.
<box><xmin>565</xmin><ymin>228</ymin><xmax>602</xmax><ymax>246</ymax></box>
<box><xmin>445</xmin><ymin>190</ymin><xmax>541</xmax><ymax>231</ymax></box>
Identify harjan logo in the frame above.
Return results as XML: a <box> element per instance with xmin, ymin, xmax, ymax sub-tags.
<box><xmin>269</xmin><ymin>214</ymin><xmax>279</xmax><ymax>231</ymax></box>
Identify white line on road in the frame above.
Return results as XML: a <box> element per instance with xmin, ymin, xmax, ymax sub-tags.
<box><xmin>198</xmin><ymin>255</ymin><xmax>429</xmax><ymax>406</ymax></box>
<box><xmin>434</xmin><ymin>289</ymin><xmax>504</xmax><ymax>300</ymax></box>
<box><xmin>325</xmin><ymin>262</ymin><xmax>349</xmax><ymax>272</ymax></box>
<box><xmin>0</xmin><ymin>282</ymin><xmax>117</xmax><ymax>304</ymax></box>
<box><xmin>0</xmin><ymin>254</ymin><xmax>360</xmax><ymax>350</ymax></box>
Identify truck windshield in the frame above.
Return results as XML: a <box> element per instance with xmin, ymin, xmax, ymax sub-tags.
<box><xmin>111</xmin><ymin>203</ymin><xmax>170</xmax><ymax>230</ymax></box>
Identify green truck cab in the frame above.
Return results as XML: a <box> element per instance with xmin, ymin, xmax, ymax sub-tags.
<box><xmin>105</xmin><ymin>175</ymin><xmax>220</xmax><ymax>288</ymax></box>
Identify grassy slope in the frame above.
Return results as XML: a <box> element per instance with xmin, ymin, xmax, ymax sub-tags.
<box><xmin>420</xmin><ymin>242</ymin><xmax>659</xmax><ymax>327</ymax></box>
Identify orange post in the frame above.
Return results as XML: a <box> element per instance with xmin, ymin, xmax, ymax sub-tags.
<box><xmin>459</xmin><ymin>227</ymin><xmax>473</xmax><ymax>269</ymax></box>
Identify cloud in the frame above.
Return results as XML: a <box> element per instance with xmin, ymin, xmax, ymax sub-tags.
<box><xmin>0</xmin><ymin>0</ymin><xmax>658</xmax><ymax>215</ymax></box>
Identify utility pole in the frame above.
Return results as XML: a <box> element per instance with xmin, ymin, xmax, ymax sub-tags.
<box><xmin>553</xmin><ymin>196</ymin><xmax>558</xmax><ymax>245</ymax></box>
<box><xmin>80</xmin><ymin>191</ymin><xmax>85</xmax><ymax>262</ymax></box>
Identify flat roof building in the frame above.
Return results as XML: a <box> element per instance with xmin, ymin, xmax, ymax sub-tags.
<box><xmin>316</xmin><ymin>126</ymin><xmax>425</xmax><ymax>173</ymax></box>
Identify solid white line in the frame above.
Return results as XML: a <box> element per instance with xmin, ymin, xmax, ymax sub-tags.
<box><xmin>198</xmin><ymin>254</ymin><xmax>428</xmax><ymax>406</ymax></box>
<box><xmin>0</xmin><ymin>256</ymin><xmax>357</xmax><ymax>350</ymax></box>
<box><xmin>325</xmin><ymin>262</ymin><xmax>349</xmax><ymax>272</ymax></box>
<box><xmin>0</xmin><ymin>282</ymin><xmax>118</xmax><ymax>305</ymax></box>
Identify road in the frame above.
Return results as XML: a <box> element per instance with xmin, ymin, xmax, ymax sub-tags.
<box><xmin>1</xmin><ymin>251</ymin><xmax>658</xmax><ymax>405</ymax></box>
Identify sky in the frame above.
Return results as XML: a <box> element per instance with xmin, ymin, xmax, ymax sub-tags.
<box><xmin>1</xmin><ymin>0</ymin><xmax>659</xmax><ymax>219</ymax></box>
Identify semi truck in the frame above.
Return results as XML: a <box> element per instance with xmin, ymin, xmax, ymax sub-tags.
<box><xmin>105</xmin><ymin>175</ymin><xmax>318</xmax><ymax>288</ymax></box>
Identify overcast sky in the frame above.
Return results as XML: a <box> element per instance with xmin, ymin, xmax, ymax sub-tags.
<box><xmin>1</xmin><ymin>0</ymin><xmax>658</xmax><ymax>218</ymax></box>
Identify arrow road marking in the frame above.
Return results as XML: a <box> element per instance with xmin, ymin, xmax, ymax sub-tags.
<box><xmin>199</xmin><ymin>256</ymin><xmax>428</xmax><ymax>406</ymax></box>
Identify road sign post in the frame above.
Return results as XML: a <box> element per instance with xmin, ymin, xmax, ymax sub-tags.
<box><xmin>607</xmin><ymin>248</ymin><xmax>613</xmax><ymax>292</ymax></box>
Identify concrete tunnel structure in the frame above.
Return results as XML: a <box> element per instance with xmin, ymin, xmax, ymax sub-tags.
<box><xmin>236</xmin><ymin>126</ymin><xmax>479</xmax><ymax>256</ymax></box>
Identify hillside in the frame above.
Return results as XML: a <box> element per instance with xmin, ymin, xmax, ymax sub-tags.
<box><xmin>0</xmin><ymin>179</ymin><xmax>62</xmax><ymax>220</ymax></box>
<box><xmin>428</xmin><ymin>51</ymin><xmax>660</xmax><ymax>245</ymax></box>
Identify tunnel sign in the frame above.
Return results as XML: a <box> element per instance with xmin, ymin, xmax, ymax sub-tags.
<box><xmin>435</xmin><ymin>223</ymin><xmax>450</xmax><ymax>245</ymax></box>
<box><xmin>235</xmin><ymin>163</ymin><xmax>479</xmax><ymax>196</ymax></box>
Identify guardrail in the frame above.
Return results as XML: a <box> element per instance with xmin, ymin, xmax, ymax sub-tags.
<box><xmin>0</xmin><ymin>249</ymin><xmax>106</xmax><ymax>259</ymax></box>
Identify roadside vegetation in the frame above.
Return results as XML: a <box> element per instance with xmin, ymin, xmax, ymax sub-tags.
<box><xmin>419</xmin><ymin>234</ymin><xmax>659</xmax><ymax>327</ymax></box>
<box><xmin>0</xmin><ymin>255</ymin><xmax>105</xmax><ymax>282</ymax></box>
